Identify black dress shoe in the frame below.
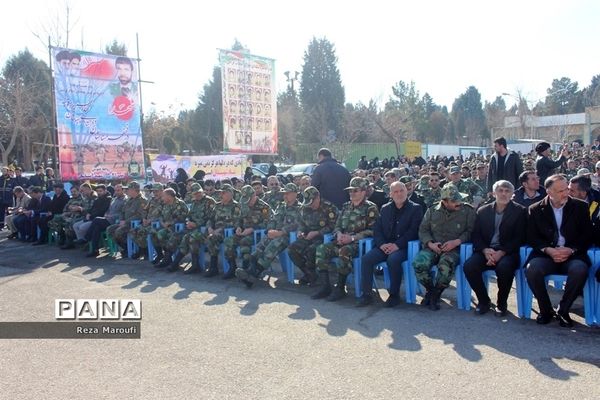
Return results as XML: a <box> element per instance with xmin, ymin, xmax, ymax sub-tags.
<box><xmin>7</xmin><ymin>232</ymin><xmax>18</xmax><ymax>239</ymax></box>
<box><xmin>475</xmin><ymin>302</ymin><xmax>492</xmax><ymax>315</ymax></box>
<box><xmin>536</xmin><ymin>312</ymin><xmax>555</xmax><ymax>325</ymax></box>
<box><xmin>495</xmin><ymin>303</ymin><xmax>508</xmax><ymax>317</ymax></box>
<box><xmin>384</xmin><ymin>296</ymin><xmax>400</xmax><ymax>308</ymax></box>
<box><xmin>355</xmin><ymin>295</ymin><xmax>374</xmax><ymax>307</ymax></box>
<box><xmin>556</xmin><ymin>308</ymin><xmax>574</xmax><ymax>328</ymax></box>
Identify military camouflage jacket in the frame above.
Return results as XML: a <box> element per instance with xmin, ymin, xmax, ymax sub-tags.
<box><xmin>418</xmin><ymin>202</ymin><xmax>476</xmax><ymax>246</ymax></box>
<box><xmin>335</xmin><ymin>199</ymin><xmax>379</xmax><ymax>240</ymax></box>
<box><xmin>240</xmin><ymin>198</ymin><xmax>271</xmax><ymax>230</ymax></box>
<box><xmin>120</xmin><ymin>195</ymin><xmax>148</xmax><ymax>224</ymax></box>
<box><xmin>449</xmin><ymin>179</ymin><xmax>484</xmax><ymax>203</ymax></box>
<box><xmin>298</xmin><ymin>199</ymin><xmax>338</xmax><ymax>236</ymax></box>
<box><xmin>422</xmin><ymin>187</ymin><xmax>442</xmax><ymax>208</ymax></box>
<box><xmin>62</xmin><ymin>195</ymin><xmax>85</xmax><ymax>218</ymax></box>
<box><xmin>159</xmin><ymin>198</ymin><xmax>189</xmax><ymax>227</ymax></box>
<box><xmin>268</xmin><ymin>201</ymin><xmax>301</xmax><ymax>234</ymax></box>
<box><xmin>208</xmin><ymin>200</ymin><xmax>242</xmax><ymax>230</ymax></box>
<box><xmin>263</xmin><ymin>190</ymin><xmax>284</xmax><ymax>210</ymax></box>
<box><xmin>188</xmin><ymin>195</ymin><xmax>216</xmax><ymax>227</ymax></box>
<box><xmin>144</xmin><ymin>197</ymin><xmax>163</xmax><ymax>221</ymax></box>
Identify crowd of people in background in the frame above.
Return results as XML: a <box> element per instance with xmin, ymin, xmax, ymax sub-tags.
<box><xmin>1</xmin><ymin>137</ymin><xmax>600</xmax><ymax>327</ymax></box>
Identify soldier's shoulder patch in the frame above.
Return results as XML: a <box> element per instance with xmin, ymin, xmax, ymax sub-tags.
<box><xmin>328</xmin><ymin>212</ymin><xmax>335</xmax><ymax>219</ymax></box>
<box><xmin>368</xmin><ymin>210</ymin><xmax>376</xmax><ymax>218</ymax></box>
<box><xmin>320</xmin><ymin>221</ymin><xmax>326</xmax><ymax>227</ymax></box>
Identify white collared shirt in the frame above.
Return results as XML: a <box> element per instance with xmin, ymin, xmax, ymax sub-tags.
<box><xmin>551</xmin><ymin>203</ymin><xmax>566</xmax><ymax>247</ymax></box>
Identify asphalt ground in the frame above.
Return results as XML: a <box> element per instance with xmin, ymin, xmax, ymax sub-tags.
<box><xmin>0</xmin><ymin>233</ymin><xmax>598</xmax><ymax>400</ymax></box>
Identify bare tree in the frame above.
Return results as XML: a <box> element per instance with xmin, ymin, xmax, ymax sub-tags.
<box><xmin>31</xmin><ymin>0</ymin><xmax>80</xmax><ymax>49</ymax></box>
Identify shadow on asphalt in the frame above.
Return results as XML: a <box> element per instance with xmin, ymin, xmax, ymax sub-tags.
<box><xmin>2</xmin><ymin>232</ymin><xmax>599</xmax><ymax>380</ymax></box>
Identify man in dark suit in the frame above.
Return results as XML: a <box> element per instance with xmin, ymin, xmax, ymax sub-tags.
<box><xmin>525</xmin><ymin>174</ymin><xmax>593</xmax><ymax>327</ymax></box>
<box><xmin>486</xmin><ymin>137</ymin><xmax>523</xmax><ymax>194</ymax></box>
<box><xmin>464</xmin><ymin>180</ymin><xmax>526</xmax><ymax>316</ymax></box>
<box><xmin>33</xmin><ymin>182</ymin><xmax>70</xmax><ymax>245</ymax></box>
<box><xmin>311</xmin><ymin>148</ymin><xmax>351</xmax><ymax>209</ymax></box>
<box><xmin>357</xmin><ymin>182</ymin><xmax>423</xmax><ymax>307</ymax></box>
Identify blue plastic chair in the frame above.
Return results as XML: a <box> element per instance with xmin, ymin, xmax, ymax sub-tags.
<box><xmin>358</xmin><ymin>239</ymin><xmax>421</xmax><ymax>303</ymax></box>
<box><xmin>323</xmin><ymin>233</ymin><xmax>371</xmax><ymax>298</ymax></box>
<box><xmin>521</xmin><ymin>247</ymin><xmax>597</xmax><ymax>325</ymax></box>
<box><xmin>593</xmin><ymin>250</ymin><xmax>600</xmax><ymax>325</ymax></box>
<box><xmin>146</xmin><ymin>220</ymin><xmax>162</xmax><ymax>260</ymax></box>
<box><xmin>456</xmin><ymin>245</ymin><xmax>530</xmax><ymax>313</ymax></box>
<box><xmin>126</xmin><ymin>220</ymin><xmax>142</xmax><ymax>258</ymax></box>
<box><xmin>222</xmin><ymin>228</ymin><xmax>266</xmax><ymax>274</ymax></box>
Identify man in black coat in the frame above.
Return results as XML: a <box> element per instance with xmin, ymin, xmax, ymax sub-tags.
<box><xmin>525</xmin><ymin>174</ymin><xmax>593</xmax><ymax>327</ymax></box>
<box><xmin>71</xmin><ymin>184</ymin><xmax>112</xmax><ymax>245</ymax></box>
<box><xmin>357</xmin><ymin>182</ymin><xmax>423</xmax><ymax>307</ymax></box>
<box><xmin>464</xmin><ymin>180</ymin><xmax>526</xmax><ymax>316</ymax></box>
<box><xmin>311</xmin><ymin>148</ymin><xmax>351</xmax><ymax>209</ymax></box>
<box><xmin>535</xmin><ymin>142</ymin><xmax>568</xmax><ymax>184</ymax></box>
<box><xmin>33</xmin><ymin>182</ymin><xmax>70</xmax><ymax>245</ymax></box>
<box><xmin>486</xmin><ymin>137</ymin><xmax>523</xmax><ymax>193</ymax></box>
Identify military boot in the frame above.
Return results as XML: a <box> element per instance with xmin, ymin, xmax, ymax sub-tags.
<box><xmin>236</xmin><ymin>263</ymin><xmax>261</xmax><ymax>289</ymax></box>
<box><xmin>311</xmin><ymin>271</ymin><xmax>332</xmax><ymax>299</ymax></box>
<box><xmin>222</xmin><ymin>259</ymin><xmax>237</xmax><ymax>279</ymax></box>
<box><xmin>151</xmin><ymin>247</ymin><xmax>164</xmax><ymax>265</ymax></box>
<box><xmin>326</xmin><ymin>273</ymin><xmax>347</xmax><ymax>302</ymax></box>
<box><xmin>420</xmin><ymin>283</ymin><xmax>433</xmax><ymax>306</ymax></box>
<box><xmin>298</xmin><ymin>268</ymin><xmax>318</xmax><ymax>286</ymax></box>
<box><xmin>429</xmin><ymin>287</ymin><xmax>443</xmax><ymax>311</ymax></box>
<box><xmin>155</xmin><ymin>251</ymin><xmax>172</xmax><ymax>269</ymax></box>
<box><xmin>60</xmin><ymin>236</ymin><xmax>75</xmax><ymax>250</ymax></box>
<box><xmin>58</xmin><ymin>232</ymin><xmax>66</xmax><ymax>246</ymax></box>
<box><xmin>166</xmin><ymin>252</ymin><xmax>185</xmax><ymax>272</ymax></box>
<box><xmin>204</xmin><ymin>256</ymin><xmax>219</xmax><ymax>277</ymax></box>
<box><xmin>184</xmin><ymin>253</ymin><xmax>201</xmax><ymax>274</ymax></box>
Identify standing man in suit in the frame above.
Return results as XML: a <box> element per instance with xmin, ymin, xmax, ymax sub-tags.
<box><xmin>311</xmin><ymin>148</ymin><xmax>351</xmax><ymax>210</ymax></box>
<box><xmin>486</xmin><ymin>137</ymin><xmax>523</xmax><ymax>194</ymax></box>
<box><xmin>525</xmin><ymin>174</ymin><xmax>593</xmax><ymax>327</ymax></box>
<box><xmin>463</xmin><ymin>180</ymin><xmax>526</xmax><ymax>316</ymax></box>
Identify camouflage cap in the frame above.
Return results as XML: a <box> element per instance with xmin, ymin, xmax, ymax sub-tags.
<box><xmin>384</xmin><ymin>170</ymin><xmax>396</xmax><ymax>178</ymax></box>
<box><xmin>441</xmin><ymin>184</ymin><xmax>468</xmax><ymax>202</ymax></box>
<box><xmin>344</xmin><ymin>176</ymin><xmax>369</xmax><ymax>190</ymax></box>
<box><xmin>151</xmin><ymin>183</ymin><xmax>163</xmax><ymax>190</ymax></box>
<box><xmin>449</xmin><ymin>166</ymin><xmax>461</xmax><ymax>174</ymax></box>
<box><xmin>240</xmin><ymin>185</ymin><xmax>255</xmax><ymax>201</ymax></box>
<box><xmin>577</xmin><ymin>168</ymin><xmax>590</xmax><ymax>175</ymax></box>
<box><xmin>302</xmin><ymin>186</ymin><xmax>320</xmax><ymax>205</ymax></box>
<box><xmin>127</xmin><ymin>181</ymin><xmax>141</xmax><ymax>190</ymax></box>
<box><xmin>371</xmin><ymin>167</ymin><xmax>381</xmax><ymax>174</ymax></box>
<box><xmin>399</xmin><ymin>175</ymin><xmax>415</xmax><ymax>184</ymax></box>
<box><xmin>281</xmin><ymin>183</ymin><xmax>298</xmax><ymax>193</ymax></box>
<box><xmin>190</xmin><ymin>183</ymin><xmax>203</xmax><ymax>193</ymax></box>
<box><xmin>220</xmin><ymin>183</ymin><xmax>234</xmax><ymax>194</ymax></box>
<box><xmin>476</xmin><ymin>163</ymin><xmax>486</xmax><ymax>169</ymax></box>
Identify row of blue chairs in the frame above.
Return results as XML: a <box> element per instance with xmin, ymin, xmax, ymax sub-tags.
<box><xmin>122</xmin><ymin>222</ymin><xmax>600</xmax><ymax>326</ymax></box>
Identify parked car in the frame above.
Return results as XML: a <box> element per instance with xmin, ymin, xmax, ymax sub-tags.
<box><xmin>278</xmin><ymin>163</ymin><xmax>317</xmax><ymax>177</ymax></box>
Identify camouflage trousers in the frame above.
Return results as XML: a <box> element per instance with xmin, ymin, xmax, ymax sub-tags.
<box><xmin>206</xmin><ymin>233</ymin><xmax>225</xmax><ymax>257</ymax></box>
<box><xmin>254</xmin><ymin>235</ymin><xmax>290</xmax><ymax>271</ymax></box>
<box><xmin>178</xmin><ymin>230</ymin><xmax>208</xmax><ymax>256</ymax></box>
<box><xmin>106</xmin><ymin>223</ymin><xmax>130</xmax><ymax>248</ymax></box>
<box><xmin>315</xmin><ymin>242</ymin><xmax>359</xmax><ymax>275</ymax></box>
<box><xmin>48</xmin><ymin>214</ymin><xmax>81</xmax><ymax>236</ymax></box>
<box><xmin>131</xmin><ymin>225</ymin><xmax>156</xmax><ymax>249</ymax></box>
<box><xmin>287</xmin><ymin>237</ymin><xmax>322</xmax><ymax>272</ymax></box>
<box><xmin>153</xmin><ymin>228</ymin><xmax>184</xmax><ymax>253</ymax></box>
<box><xmin>223</xmin><ymin>234</ymin><xmax>254</xmax><ymax>264</ymax></box>
<box><xmin>412</xmin><ymin>248</ymin><xmax>460</xmax><ymax>290</ymax></box>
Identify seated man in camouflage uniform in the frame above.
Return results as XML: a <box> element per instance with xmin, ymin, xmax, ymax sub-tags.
<box><xmin>263</xmin><ymin>176</ymin><xmax>283</xmax><ymax>210</ymax></box>
<box><xmin>61</xmin><ymin>183</ymin><xmax>97</xmax><ymax>249</ymax></box>
<box><xmin>422</xmin><ymin>172</ymin><xmax>442</xmax><ymax>208</ymax></box>
<box><xmin>154</xmin><ymin>188</ymin><xmax>190</xmax><ymax>269</ymax></box>
<box><xmin>204</xmin><ymin>184</ymin><xmax>241</xmax><ymax>277</ymax></box>
<box><xmin>168</xmin><ymin>183</ymin><xmax>216</xmax><ymax>274</ymax></box>
<box><xmin>445</xmin><ymin>165</ymin><xmax>484</xmax><ymax>207</ymax></box>
<box><xmin>106</xmin><ymin>182</ymin><xmax>148</xmax><ymax>257</ymax></box>
<box><xmin>236</xmin><ymin>183</ymin><xmax>300</xmax><ymax>288</ymax></box>
<box><xmin>413</xmin><ymin>184</ymin><xmax>476</xmax><ymax>311</ymax></box>
<box><xmin>131</xmin><ymin>183</ymin><xmax>163</xmax><ymax>262</ymax></box>
<box><xmin>287</xmin><ymin>186</ymin><xmax>338</xmax><ymax>285</ymax></box>
<box><xmin>48</xmin><ymin>185</ymin><xmax>84</xmax><ymax>247</ymax></box>
<box><xmin>222</xmin><ymin>185</ymin><xmax>271</xmax><ymax>279</ymax></box>
<box><xmin>313</xmin><ymin>177</ymin><xmax>379</xmax><ymax>301</ymax></box>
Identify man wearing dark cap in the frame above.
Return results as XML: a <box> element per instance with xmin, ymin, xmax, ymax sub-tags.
<box><xmin>413</xmin><ymin>184</ymin><xmax>476</xmax><ymax>310</ymax></box>
<box><xmin>106</xmin><ymin>182</ymin><xmax>148</xmax><ymax>257</ymax></box>
<box><xmin>287</xmin><ymin>186</ymin><xmax>339</xmax><ymax>285</ymax></box>
<box><xmin>221</xmin><ymin>185</ymin><xmax>271</xmax><ymax>279</ymax></box>
<box><xmin>204</xmin><ymin>184</ymin><xmax>242</xmax><ymax>277</ymax></box>
<box><xmin>535</xmin><ymin>142</ymin><xmax>568</xmax><ymax>184</ymax></box>
<box><xmin>445</xmin><ymin>166</ymin><xmax>484</xmax><ymax>206</ymax></box>
<box><xmin>168</xmin><ymin>183</ymin><xmax>216</xmax><ymax>273</ymax></box>
<box><xmin>236</xmin><ymin>183</ymin><xmax>300</xmax><ymax>287</ymax></box>
<box><xmin>313</xmin><ymin>177</ymin><xmax>379</xmax><ymax>301</ymax></box>
<box><xmin>311</xmin><ymin>148</ymin><xmax>351</xmax><ymax>209</ymax></box>
<box><xmin>131</xmin><ymin>183</ymin><xmax>164</xmax><ymax>261</ymax></box>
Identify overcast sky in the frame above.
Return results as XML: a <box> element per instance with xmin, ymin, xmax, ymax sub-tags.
<box><xmin>2</xmin><ymin>0</ymin><xmax>599</xmax><ymax>116</ymax></box>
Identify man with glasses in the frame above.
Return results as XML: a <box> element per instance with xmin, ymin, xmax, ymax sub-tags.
<box><xmin>422</xmin><ymin>172</ymin><xmax>442</xmax><ymax>209</ymax></box>
<box><xmin>263</xmin><ymin>175</ymin><xmax>283</xmax><ymax>210</ymax></box>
